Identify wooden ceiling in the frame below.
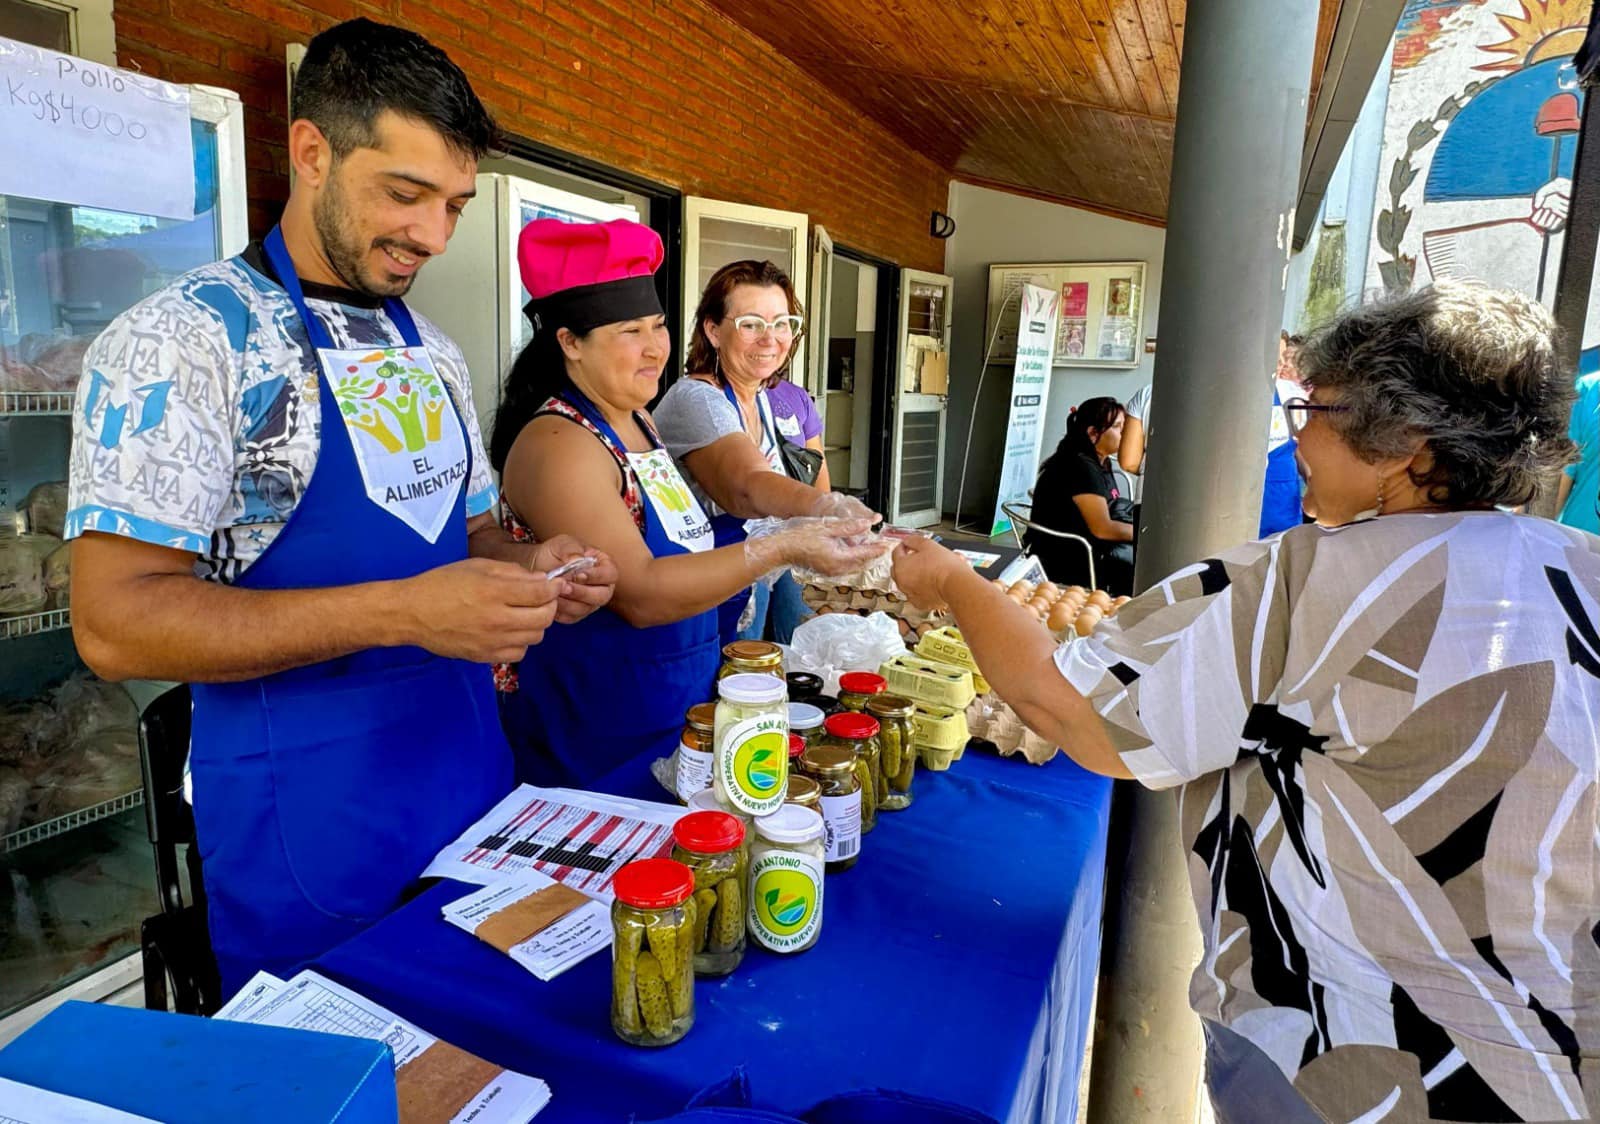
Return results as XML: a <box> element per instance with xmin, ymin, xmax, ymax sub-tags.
<box><xmin>701</xmin><ymin>0</ymin><xmax>1347</xmax><ymax>225</ymax></box>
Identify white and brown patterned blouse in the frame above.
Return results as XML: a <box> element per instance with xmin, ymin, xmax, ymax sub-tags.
<box><xmin>1058</xmin><ymin>512</ymin><xmax>1600</xmax><ymax>1123</ymax></box>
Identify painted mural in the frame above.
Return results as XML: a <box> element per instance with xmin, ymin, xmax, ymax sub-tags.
<box><xmin>1367</xmin><ymin>0</ymin><xmax>1596</xmax><ymax>367</ymax></box>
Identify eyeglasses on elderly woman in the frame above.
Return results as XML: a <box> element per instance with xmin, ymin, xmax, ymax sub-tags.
<box><xmin>727</xmin><ymin>314</ymin><xmax>803</xmax><ymax>341</ymax></box>
<box><xmin>1280</xmin><ymin>397</ymin><xmax>1351</xmax><ymax>436</ymax></box>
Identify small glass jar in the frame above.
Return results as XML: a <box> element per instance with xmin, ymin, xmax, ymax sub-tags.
<box><xmin>718</xmin><ymin>640</ymin><xmax>784</xmax><ymax>681</ymax></box>
<box><xmin>784</xmin><ymin>773</ymin><xmax>821</xmax><ymax>812</ymax></box>
<box><xmin>786</xmin><ymin>671</ymin><xmax>823</xmax><ymax>701</ymax></box>
<box><xmin>670</xmin><ymin>811</ymin><xmax>747</xmax><ymax>978</ymax></box>
<box><xmin>714</xmin><ymin>673</ymin><xmax>789</xmax><ymax>817</ymax></box>
<box><xmin>746</xmin><ymin>805</ymin><xmax>826</xmax><ymax>954</ymax></box>
<box><xmin>674</xmin><ymin>701</ymin><xmax>717</xmax><ymax>803</ymax></box>
<box><xmin>799</xmin><ymin>744</ymin><xmax>861</xmax><ymax>873</ymax></box>
<box><xmin>866</xmin><ymin>693</ymin><xmax>916</xmax><ymax>811</ymax></box>
<box><xmin>611</xmin><ymin>858</ymin><xmax>696</xmax><ymax>1046</ymax></box>
<box><xmin>822</xmin><ymin>712</ymin><xmax>881</xmax><ymax>834</ymax></box>
<box><xmin>837</xmin><ymin>671</ymin><xmax>888</xmax><ymax>713</ymax></box>
<box><xmin>686</xmin><ymin>788</ymin><xmax>753</xmax><ymax>868</ymax></box>
<box><xmin>788</xmin><ymin>702</ymin><xmax>826</xmax><ymax>750</ymax></box>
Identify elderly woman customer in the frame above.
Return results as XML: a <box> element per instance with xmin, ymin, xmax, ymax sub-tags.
<box><xmin>893</xmin><ymin>282</ymin><xmax>1599</xmax><ymax>1123</ymax></box>
<box><xmin>655</xmin><ymin>260</ymin><xmax>867</xmax><ymax>643</ymax></box>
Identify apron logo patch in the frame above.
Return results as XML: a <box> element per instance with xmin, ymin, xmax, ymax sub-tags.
<box><xmin>325</xmin><ymin>345</ymin><xmax>467</xmax><ymax>544</ymax></box>
<box><xmin>332</xmin><ymin>351</ymin><xmax>448</xmax><ymax>454</ymax></box>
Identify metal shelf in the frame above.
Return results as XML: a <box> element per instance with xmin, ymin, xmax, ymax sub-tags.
<box><xmin>3</xmin><ymin>789</ymin><xmax>144</xmax><ymax>854</ymax></box>
<box><xmin>0</xmin><ymin>391</ymin><xmax>75</xmax><ymax>416</ymax></box>
<box><xmin>0</xmin><ymin>608</ymin><xmax>70</xmax><ymax>641</ymax></box>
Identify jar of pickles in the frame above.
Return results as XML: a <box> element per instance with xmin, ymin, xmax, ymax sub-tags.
<box><xmin>786</xmin><ymin>671</ymin><xmax>823</xmax><ymax>701</ymax></box>
<box><xmin>746</xmin><ymin>805</ymin><xmax>826</xmax><ymax>954</ymax></box>
<box><xmin>674</xmin><ymin>702</ymin><xmax>717</xmax><ymax>802</ymax></box>
<box><xmin>822</xmin><ymin>712</ymin><xmax>881</xmax><ymax>834</ymax></box>
<box><xmin>866</xmin><ymin>693</ymin><xmax>916</xmax><ymax>811</ymax></box>
<box><xmin>784</xmin><ymin>773</ymin><xmax>821</xmax><ymax>812</ymax></box>
<box><xmin>611</xmin><ymin>858</ymin><xmax>696</xmax><ymax>1046</ymax></box>
<box><xmin>718</xmin><ymin>640</ymin><xmax>784</xmax><ymax>681</ymax></box>
<box><xmin>714</xmin><ymin>673</ymin><xmax>789</xmax><ymax>817</ymax></box>
<box><xmin>670</xmin><ymin>811</ymin><xmax>747</xmax><ymax>977</ymax></box>
<box><xmin>837</xmin><ymin>672</ymin><xmax>888</xmax><ymax>712</ymax></box>
<box><xmin>788</xmin><ymin>702</ymin><xmax>825</xmax><ymax>750</ymax></box>
<box><xmin>799</xmin><ymin>744</ymin><xmax>861</xmax><ymax>872</ymax></box>
<box><xmin>686</xmin><ymin>788</ymin><xmax>752</xmax><ymax>867</ymax></box>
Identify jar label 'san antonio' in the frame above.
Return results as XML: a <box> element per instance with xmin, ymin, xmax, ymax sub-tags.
<box><xmin>718</xmin><ymin>714</ymin><xmax>787</xmax><ymax>816</ymax></box>
<box><xmin>747</xmin><ymin>852</ymin><xmax>823</xmax><ymax>952</ymax></box>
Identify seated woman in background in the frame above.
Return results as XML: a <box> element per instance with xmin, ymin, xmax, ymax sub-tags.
<box><xmin>1026</xmin><ymin>396</ymin><xmax>1134</xmax><ymax>594</ymax></box>
<box><xmin>654</xmin><ymin>259</ymin><xmax>871</xmax><ymax>643</ymax></box>
<box><xmin>491</xmin><ymin>220</ymin><xmax>885</xmax><ymax>787</ymax></box>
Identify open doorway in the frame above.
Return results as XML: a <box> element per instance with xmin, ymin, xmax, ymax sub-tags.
<box><xmin>806</xmin><ymin>240</ymin><xmax>897</xmax><ymax>512</ymax></box>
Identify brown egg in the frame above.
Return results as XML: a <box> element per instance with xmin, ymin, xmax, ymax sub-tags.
<box><xmin>1037</xmin><ymin>582</ymin><xmax>1061</xmax><ymax>602</ymax></box>
<box><xmin>1114</xmin><ymin>595</ymin><xmax>1131</xmax><ymax>606</ymax></box>
<box><xmin>1047</xmin><ymin>602</ymin><xmax>1077</xmax><ymax>631</ymax></box>
<box><xmin>1006</xmin><ymin>589</ymin><xmax>1030</xmax><ymax>604</ymax></box>
<box><xmin>1026</xmin><ymin>594</ymin><xmax>1051</xmax><ymax>611</ymax></box>
<box><xmin>1009</xmin><ymin>580</ymin><xmax>1035</xmax><ymax>597</ymax></box>
<box><xmin>1073</xmin><ymin>606</ymin><xmax>1103</xmax><ymax>636</ymax></box>
<box><xmin>991</xmin><ymin>578</ymin><xmax>1009</xmax><ymax>591</ymax></box>
<box><xmin>1065</xmin><ymin>585</ymin><xmax>1086</xmax><ymax>598</ymax></box>
<box><xmin>1061</xmin><ymin>590</ymin><xmax>1088</xmax><ymax>611</ymax></box>
<box><xmin>1087</xmin><ymin>590</ymin><xmax>1113</xmax><ymax>611</ymax></box>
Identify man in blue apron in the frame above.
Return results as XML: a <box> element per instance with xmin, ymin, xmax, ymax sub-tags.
<box><xmin>64</xmin><ymin>19</ymin><xmax>616</xmax><ymax>993</ymax></box>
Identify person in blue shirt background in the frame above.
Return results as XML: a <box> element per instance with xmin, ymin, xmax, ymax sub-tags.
<box><xmin>1557</xmin><ymin>370</ymin><xmax>1600</xmax><ymax>535</ymax></box>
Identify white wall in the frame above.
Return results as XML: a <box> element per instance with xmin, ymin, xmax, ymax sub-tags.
<box><xmin>941</xmin><ymin>181</ymin><xmax>1166</xmax><ymax>523</ymax></box>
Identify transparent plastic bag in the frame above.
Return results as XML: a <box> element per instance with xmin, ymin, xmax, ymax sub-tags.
<box><xmin>785</xmin><ymin>611</ymin><xmax>907</xmax><ymax>695</ymax></box>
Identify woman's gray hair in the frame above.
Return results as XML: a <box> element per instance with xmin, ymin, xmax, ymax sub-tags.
<box><xmin>1295</xmin><ymin>280</ymin><xmax>1577</xmax><ymax>508</ymax></box>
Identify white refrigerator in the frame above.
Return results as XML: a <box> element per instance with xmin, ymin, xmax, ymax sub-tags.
<box><xmin>0</xmin><ymin>78</ymin><xmax>247</xmax><ymax>1024</ymax></box>
<box><xmin>407</xmin><ymin>174</ymin><xmax>638</xmax><ymax>438</ymax></box>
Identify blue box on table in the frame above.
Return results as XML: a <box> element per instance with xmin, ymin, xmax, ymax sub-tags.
<box><xmin>0</xmin><ymin>1000</ymin><xmax>398</xmax><ymax>1123</ymax></box>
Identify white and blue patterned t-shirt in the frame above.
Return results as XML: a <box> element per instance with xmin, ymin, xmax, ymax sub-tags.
<box><xmin>65</xmin><ymin>245</ymin><xmax>498</xmax><ymax>582</ymax></box>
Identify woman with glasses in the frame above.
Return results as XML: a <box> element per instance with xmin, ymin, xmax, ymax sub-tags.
<box><xmin>490</xmin><ymin>223</ymin><xmax>886</xmax><ymax>786</ymax></box>
<box><xmin>655</xmin><ymin>259</ymin><xmax>873</xmax><ymax>643</ymax></box>
<box><xmin>892</xmin><ymin>282</ymin><xmax>1600</xmax><ymax>1124</ymax></box>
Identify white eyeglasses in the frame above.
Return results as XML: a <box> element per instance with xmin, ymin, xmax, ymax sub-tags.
<box><xmin>729</xmin><ymin>314</ymin><xmax>803</xmax><ymax>341</ymax></box>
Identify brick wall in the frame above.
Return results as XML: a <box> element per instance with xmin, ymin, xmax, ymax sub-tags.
<box><xmin>111</xmin><ymin>0</ymin><xmax>949</xmax><ymax>273</ymax></box>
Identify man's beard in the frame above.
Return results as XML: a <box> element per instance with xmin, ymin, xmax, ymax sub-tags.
<box><xmin>312</xmin><ymin>175</ymin><xmax>422</xmax><ymax>298</ymax></box>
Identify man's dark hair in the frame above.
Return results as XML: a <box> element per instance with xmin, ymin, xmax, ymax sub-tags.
<box><xmin>291</xmin><ymin>18</ymin><xmax>497</xmax><ymax>161</ymax></box>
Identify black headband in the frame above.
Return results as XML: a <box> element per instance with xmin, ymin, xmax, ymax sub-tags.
<box><xmin>524</xmin><ymin>274</ymin><xmax>663</xmax><ymax>336</ymax></box>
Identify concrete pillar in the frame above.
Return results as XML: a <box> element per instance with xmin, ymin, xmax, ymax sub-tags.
<box><xmin>1087</xmin><ymin>0</ymin><xmax>1322</xmax><ymax>1118</ymax></box>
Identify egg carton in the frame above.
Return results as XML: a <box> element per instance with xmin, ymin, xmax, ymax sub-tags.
<box><xmin>879</xmin><ymin>652</ymin><xmax>977</xmax><ymax>709</ymax></box>
<box><xmin>911</xmin><ymin>701</ymin><xmax>970</xmax><ymax>754</ymax></box>
<box><xmin>913</xmin><ymin>627</ymin><xmax>990</xmax><ymax>694</ymax></box>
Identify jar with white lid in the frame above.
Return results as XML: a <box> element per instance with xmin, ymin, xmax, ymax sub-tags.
<box><xmin>746</xmin><ymin>804</ymin><xmax>826</xmax><ymax>954</ymax></box>
<box><xmin>713</xmin><ymin>672</ymin><xmax>789</xmax><ymax>817</ymax></box>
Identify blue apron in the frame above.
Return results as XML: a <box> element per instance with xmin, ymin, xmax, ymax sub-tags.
<box><xmin>499</xmin><ymin>390</ymin><xmax>720</xmax><ymax>787</ymax></box>
<box><xmin>709</xmin><ymin>384</ymin><xmax>783</xmax><ymax>643</ymax></box>
<box><xmin>1259</xmin><ymin>387</ymin><xmax>1303</xmax><ymax>537</ymax></box>
<box><xmin>190</xmin><ymin>228</ymin><xmax>512</xmax><ymax>993</ymax></box>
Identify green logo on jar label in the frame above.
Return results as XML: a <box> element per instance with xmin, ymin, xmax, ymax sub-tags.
<box><xmin>735</xmin><ymin>731</ymin><xmax>784</xmax><ymax>796</ymax></box>
<box><xmin>753</xmin><ymin>868</ymin><xmax>814</xmax><ymax>936</ymax></box>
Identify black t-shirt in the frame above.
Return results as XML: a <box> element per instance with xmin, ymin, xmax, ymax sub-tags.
<box><xmin>1025</xmin><ymin>450</ymin><xmax>1123</xmax><ymax>584</ymax></box>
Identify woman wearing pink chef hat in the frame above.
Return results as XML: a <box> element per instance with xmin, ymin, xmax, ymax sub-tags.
<box><xmin>490</xmin><ymin>219</ymin><xmax>887</xmax><ymax>785</ymax></box>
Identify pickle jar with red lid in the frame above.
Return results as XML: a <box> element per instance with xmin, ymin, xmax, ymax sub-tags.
<box><xmin>611</xmin><ymin>858</ymin><xmax>696</xmax><ymax>1046</ymax></box>
<box><xmin>670</xmin><ymin>811</ymin><xmax>747</xmax><ymax>977</ymax></box>
<box><xmin>837</xmin><ymin>672</ymin><xmax>888</xmax><ymax>713</ymax></box>
<box><xmin>866</xmin><ymin>693</ymin><xmax>916</xmax><ymax>811</ymax></box>
<box><xmin>822</xmin><ymin>711</ymin><xmax>881</xmax><ymax>834</ymax></box>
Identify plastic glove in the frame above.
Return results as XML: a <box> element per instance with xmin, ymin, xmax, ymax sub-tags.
<box><xmin>744</xmin><ymin>516</ymin><xmax>891</xmax><ymax>579</ymax></box>
<box><xmin>808</xmin><ymin>491</ymin><xmax>876</xmax><ymax>521</ymax></box>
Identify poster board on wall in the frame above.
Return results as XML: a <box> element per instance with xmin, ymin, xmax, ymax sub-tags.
<box><xmin>984</xmin><ymin>261</ymin><xmax>1147</xmax><ymax>369</ymax></box>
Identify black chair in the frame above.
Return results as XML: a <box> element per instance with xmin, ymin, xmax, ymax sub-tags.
<box><xmin>137</xmin><ymin>684</ymin><xmax>222</xmax><ymax>1015</ymax></box>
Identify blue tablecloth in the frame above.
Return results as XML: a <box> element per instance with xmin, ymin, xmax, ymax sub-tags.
<box><xmin>315</xmin><ymin>749</ymin><xmax>1111</xmax><ymax>1124</ymax></box>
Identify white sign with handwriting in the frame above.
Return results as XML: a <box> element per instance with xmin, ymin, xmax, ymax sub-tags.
<box><xmin>0</xmin><ymin>36</ymin><xmax>193</xmax><ymax>220</ymax></box>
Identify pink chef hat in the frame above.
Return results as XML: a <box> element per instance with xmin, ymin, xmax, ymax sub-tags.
<box><xmin>517</xmin><ymin>218</ymin><xmax>664</xmax><ymax>333</ymax></box>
